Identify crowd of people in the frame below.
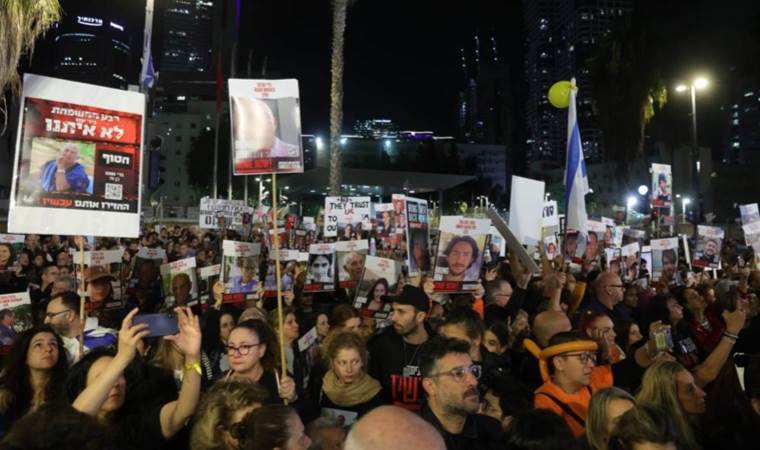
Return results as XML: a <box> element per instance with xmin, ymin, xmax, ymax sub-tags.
<box><xmin>0</xmin><ymin>223</ymin><xmax>759</xmax><ymax>450</ymax></box>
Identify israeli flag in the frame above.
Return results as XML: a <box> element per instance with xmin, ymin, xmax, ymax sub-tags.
<box><xmin>139</xmin><ymin>0</ymin><xmax>156</xmax><ymax>90</ymax></box>
<box><xmin>564</xmin><ymin>78</ymin><xmax>589</xmax><ymax>237</ymax></box>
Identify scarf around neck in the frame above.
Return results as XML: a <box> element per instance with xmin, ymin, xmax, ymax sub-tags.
<box><xmin>322</xmin><ymin>370</ymin><xmax>381</xmax><ymax>407</ymax></box>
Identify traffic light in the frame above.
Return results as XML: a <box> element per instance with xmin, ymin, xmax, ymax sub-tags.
<box><xmin>148</xmin><ymin>136</ymin><xmax>166</xmax><ymax>192</ymax></box>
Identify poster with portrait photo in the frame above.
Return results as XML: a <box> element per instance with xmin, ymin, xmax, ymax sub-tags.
<box><xmin>543</xmin><ymin>235</ymin><xmax>559</xmax><ymax>261</ymax></box>
<box><xmin>651</xmin><ymin>237</ymin><xmax>679</xmax><ymax>282</ymax></box>
<box><xmin>433</xmin><ymin>216</ymin><xmax>490</xmax><ymax>293</ymax></box>
<box><xmin>354</xmin><ymin>256</ymin><xmax>400</xmax><ymax>320</ymax></box>
<box><xmin>562</xmin><ymin>230</ymin><xmax>587</xmax><ymax>263</ymax></box>
<box><xmin>221</xmin><ymin>240</ymin><xmax>262</xmax><ymax>304</ymax></box>
<box><xmin>0</xmin><ymin>292</ymin><xmax>33</xmax><ymax>351</ymax></box>
<box><xmin>9</xmin><ymin>75</ymin><xmax>144</xmax><ymax>237</ymax></box>
<box><xmin>0</xmin><ymin>234</ymin><xmax>25</xmax><ymax>270</ymax></box>
<box><xmin>489</xmin><ymin>226</ymin><xmax>507</xmax><ymax>259</ymax></box>
<box><xmin>740</xmin><ymin>203</ymin><xmax>760</xmax><ymax>226</ymax></box>
<box><xmin>405</xmin><ymin>197</ymin><xmax>430</xmax><ymax>276</ymax></box>
<box><xmin>71</xmin><ymin>249</ymin><xmax>124</xmax><ymax>310</ymax></box>
<box><xmin>264</xmin><ymin>249</ymin><xmax>300</xmax><ymax>297</ymax></box>
<box><xmin>640</xmin><ymin>246</ymin><xmax>652</xmax><ymax>281</ymax></box>
<box><xmin>335</xmin><ymin>240</ymin><xmax>368</xmax><ymax>292</ymax></box>
<box><xmin>585</xmin><ymin>221</ymin><xmax>606</xmax><ymax>264</ymax></box>
<box><xmin>160</xmin><ymin>257</ymin><xmax>199</xmax><ymax>307</ymax></box>
<box><xmin>304</xmin><ymin>243</ymin><xmax>336</xmax><ymax>293</ymax></box>
<box><xmin>324</xmin><ymin>196</ymin><xmax>371</xmax><ymax>239</ymax></box>
<box><xmin>604</xmin><ymin>248</ymin><xmax>623</xmax><ymax>276</ymax></box>
<box><xmin>621</xmin><ymin>241</ymin><xmax>642</xmax><ymax>282</ymax></box>
<box><xmin>693</xmin><ymin>225</ymin><xmax>724</xmax><ymax>269</ymax></box>
<box><xmin>228</xmin><ymin>79</ymin><xmax>303</xmax><ymax>175</ymax></box>
<box><xmin>651</xmin><ymin>163</ymin><xmax>673</xmax><ymax>207</ymax></box>
<box><xmin>373</xmin><ymin>203</ymin><xmax>404</xmax><ymax>260</ymax></box>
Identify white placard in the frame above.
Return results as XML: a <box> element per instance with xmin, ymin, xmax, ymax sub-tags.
<box><xmin>509</xmin><ymin>176</ymin><xmax>546</xmax><ymax>246</ymax></box>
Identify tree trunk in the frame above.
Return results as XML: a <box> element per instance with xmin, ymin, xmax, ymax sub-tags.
<box><xmin>328</xmin><ymin>0</ymin><xmax>348</xmax><ymax>196</ymax></box>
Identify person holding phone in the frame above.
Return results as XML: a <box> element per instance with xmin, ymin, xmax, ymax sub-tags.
<box><xmin>67</xmin><ymin>307</ymin><xmax>202</xmax><ymax>449</ymax></box>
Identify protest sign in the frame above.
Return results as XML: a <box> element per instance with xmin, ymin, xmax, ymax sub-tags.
<box><xmin>354</xmin><ymin>256</ymin><xmax>400</xmax><ymax>319</ymax></box>
<box><xmin>160</xmin><ymin>257</ymin><xmax>199</xmax><ymax>307</ymax></box>
<box><xmin>486</xmin><ymin>208</ymin><xmax>541</xmax><ymax>275</ymax></box>
<box><xmin>0</xmin><ymin>235</ymin><xmax>25</xmax><ymax>269</ymax></box>
<box><xmin>543</xmin><ymin>235</ymin><xmax>559</xmax><ymax>261</ymax></box>
<box><xmin>0</xmin><ymin>292</ymin><xmax>33</xmax><ymax>350</ymax></box>
<box><xmin>228</xmin><ymin>79</ymin><xmax>303</xmax><ymax>175</ymax></box>
<box><xmin>433</xmin><ymin>216</ymin><xmax>491</xmax><ymax>293</ymax></box>
<box><xmin>9</xmin><ymin>74</ymin><xmax>144</xmax><ymax>237</ymax></box>
<box><xmin>264</xmin><ymin>249</ymin><xmax>300</xmax><ymax>297</ymax></box>
<box><xmin>489</xmin><ymin>226</ymin><xmax>507</xmax><ymax>259</ymax></box>
<box><xmin>373</xmin><ymin>203</ymin><xmax>404</xmax><ymax>260</ymax></box>
<box><xmin>651</xmin><ymin>237</ymin><xmax>679</xmax><ymax>282</ymax></box>
<box><xmin>621</xmin><ymin>242</ymin><xmax>641</xmax><ymax>282</ymax></box>
<box><xmin>323</xmin><ymin>196</ymin><xmax>371</xmax><ymax>238</ymax></box>
<box><xmin>693</xmin><ymin>225</ymin><xmax>724</xmax><ymax>269</ymax></box>
<box><xmin>405</xmin><ymin>197</ymin><xmax>430</xmax><ymax>276</ymax></box>
<box><xmin>70</xmin><ymin>249</ymin><xmax>124</xmax><ymax>310</ymax></box>
<box><xmin>304</xmin><ymin>244</ymin><xmax>336</xmax><ymax>292</ymax></box>
<box><xmin>651</xmin><ymin>163</ymin><xmax>673</xmax><ymax>207</ymax></box>
<box><xmin>221</xmin><ymin>240</ymin><xmax>262</xmax><ymax>304</ymax></box>
<box><xmin>509</xmin><ymin>176</ymin><xmax>545</xmax><ymax>248</ymax></box>
<box><xmin>542</xmin><ymin>201</ymin><xmax>559</xmax><ymax>228</ymax></box>
<box><xmin>585</xmin><ymin>220</ymin><xmax>606</xmax><ymax>264</ymax></box>
<box><xmin>739</xmin><ymin>203</ymin><xmax>759</xmax><ymax>225</ymax></box>
<box><xmin>335</xmin><ymin>240</ymin><xmax>368</xmax><ymax>292</ymax></box>
<box><xmin>198</xmin><ymin>197</ymin><xmax>252</xmax><ymax>230</ymax></box>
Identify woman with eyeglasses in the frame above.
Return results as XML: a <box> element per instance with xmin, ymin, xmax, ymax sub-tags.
<box><xmin>220</xmin><ymin>319</ymin><xmax>298</xmax><ymax>405</ymax></box>
<box><xmin>534</xmin><ymin>332</ymin><xmax>613</xmax><ymax>438</ymax></box>
<box><xmin>0</xmin><ymin>325</ymin><xmax>67</xmax><ymax>435</ymax></box>
<box><xmin>315</xmin><ymin>331</ymin><xmax>381</xmax><ymax>423</ymax></box>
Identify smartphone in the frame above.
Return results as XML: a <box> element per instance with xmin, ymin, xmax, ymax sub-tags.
<box><xmin>133</xmin><ymin>313</ymin><xmax>179</xmax><ymax>338</ymax></box>
<box><xmin>654</xmin><ymin>328</ymin><xmax>673</xmax><ymax>351</ymax></box>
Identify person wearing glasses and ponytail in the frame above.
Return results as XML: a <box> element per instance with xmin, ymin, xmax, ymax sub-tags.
<box><xmin>534</xmin><ymin>332</ymin><xmax>613</xmax><ymax>438</ymax></box>
<box><xmin>419</xmin><ymin>336</ymin><xmax>504</xmax><ymax>450</ymax></box>
<box><xmin>218</xmin><ymin>319</ymin><xmax>298</xmax><ymax>405</ymax></box>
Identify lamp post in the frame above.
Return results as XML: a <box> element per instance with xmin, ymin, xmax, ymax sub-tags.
<box><xmin>681</xmin><ymin>197</ymin><xmax>691</xmax><ymax>223</ymax></box>
<box><xmin>675</xmin><ymin>77</ymin><xmax>708</xmax><ymax>222</ymax></box>
<box><xmin>626</xmin><ymin>195</ymin><xmax>637</xmax><ymax>224</ymax></box>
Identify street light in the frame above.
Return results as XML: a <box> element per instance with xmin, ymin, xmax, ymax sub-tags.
<box><xmin>638</xmin><ymin>185</ymin><xmax>649</xmax><ymax>196</ymax></box>
<box><xmin>682</xmin><ymin>197</ymin><xmax>691</xmax><ymax>223</ymax></box>
<box><xmin>675</xmin><ymin>75</ymin><xmax>709</xmax><ymax>222</ymax></box>
<box><xmin>627</xmin><ymin>196</ymin><xmax>638</xmax><ymax>209</ymax></box>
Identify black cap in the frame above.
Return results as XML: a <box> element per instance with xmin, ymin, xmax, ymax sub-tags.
<box><xmin>382</xmin><ymin>284</ymin><xmax>429</xmax><ymax>313</ymax></box>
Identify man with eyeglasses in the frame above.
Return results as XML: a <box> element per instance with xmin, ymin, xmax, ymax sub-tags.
<box><xmin>577</xmin><ymin>271</ymin><xmax>632</xmax><ymax>324</ymax></box>
<box><xmin>534</xmin><ymin>332</ymin><xmax>612</xmax><ymax>437</ymax></box>
<box><xmin>44</xmin><ymin>291</ymin><xmax>116</xmax><ymax>363</ymax></box>
<box><xmin>419</xmin><ymin>336</ymin><xmax>504</xmax><ymax>449</ymax></box>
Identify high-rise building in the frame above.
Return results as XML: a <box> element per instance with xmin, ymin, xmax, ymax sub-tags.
<box><xmin>155</xmin><ymin>0</ymin><xmax>216</xmax><ymax>79</ymax></box>
<box><xmin>353</xmin><ymin>119</ymin><xmax>399</xmax><ymax>139</ymax></box>
<box><xmin>52</xmin><ymin>13</ymin><xmax>132</xmax><ymax>89</ymax></box>
<box><xmin>725</xmin><ymin>87</ymin><xmax>760</xmax><ymax>164</ymax></box>
<box><xmin>523</xmin><ymin>0</ymin><xmax>631</xmax><ymax>163</ymax></box>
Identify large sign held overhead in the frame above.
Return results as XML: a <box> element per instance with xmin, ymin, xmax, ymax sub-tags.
<box><xmin>228</xmin><ymin>79</ymin><xmax>303</xmax><ymax>175</ymax></box>
<box><xmin>198</xmin><ymin>197</ymin><xmax>253</xmax><ymax>230</ymax></box>
<box><xmin>9</xmin><ymin>74</ymin><xmax>144</xmax><ymax>237</ymax></box>
<box><xmin>323</xmin><ymin>196</ymin><xmax>371</xmax><ymax>238</ymax></box>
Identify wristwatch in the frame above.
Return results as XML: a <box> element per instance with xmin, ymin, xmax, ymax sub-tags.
<box><xmin>56</xmin><ymin>169</ymin><xmax>66</xmax><ymax>175</ymax></box>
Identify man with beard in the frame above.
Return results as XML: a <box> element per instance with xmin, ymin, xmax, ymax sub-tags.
<box><xmin>420</xmin><ymin>336</ymin><xmax>503</xmax><ymax>449</ymax></box>
<box><xmin>442</xmin><ymin>236</ymin><xmax>479</xmax><ymax>282</ymax></box>
<box><xmin>368</xmin><ymin>284</ymin><xmax>430</xmax><ymax>411</ymax></box>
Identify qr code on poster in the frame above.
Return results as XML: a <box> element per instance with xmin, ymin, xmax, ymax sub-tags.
<box><xmin>104</xmin><ymin>183</ymin><xmax>123</xmax><ymax>200</ymax></box>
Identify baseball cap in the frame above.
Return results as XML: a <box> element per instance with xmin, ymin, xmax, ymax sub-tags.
<box><xmin>85</xmin><ymin>265</ymin><xmax>115</xmax><ymax>283</ymax></box>
<box><xmin>382</xmin><ymin>284</ymin><xmax>429</xmax><ymax>313</ymax></box>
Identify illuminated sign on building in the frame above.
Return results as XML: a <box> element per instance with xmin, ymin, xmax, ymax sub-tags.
<box><xmin>77</xmin><ymin>16</ymin><xmax>103</xmax><ymax>27</ymax></box>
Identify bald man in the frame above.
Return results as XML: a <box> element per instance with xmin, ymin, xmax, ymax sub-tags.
<box><xmin>344</xmin><ymin>406</ymin><xmax>445</xmax><ymax>450</ymax></box>
<box><xmin>231</xmin><ymin>96</ymin><xmax>299</xmax><ymax>162</ymax></box>
<box><xmin>518</xmin><ymin>310</ymin><xmax>573</xmax><ymax>390</ymax></box>
<box><xmin>577</xmin><ymin>271</ymin><xmax>631</xmax><ymax>323</ymax></box>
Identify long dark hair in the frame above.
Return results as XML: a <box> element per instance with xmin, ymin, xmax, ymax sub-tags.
<box><xmin>65</xmin><ymin>347</ymin><xmax>119</xmax><ymax>403</ymax></box>
<box><xmin>0</xmin><ymin>325</ymin><xmax>68</xmax><ymax>423</ymax></box>
<box><xmin>369</xmin><ymin>278</ymin><xmax>389</xmax><ymax>301</ymax></box>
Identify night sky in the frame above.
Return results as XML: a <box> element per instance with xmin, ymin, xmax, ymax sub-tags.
<box><xmin>29</xmin><ymin>0</ymin><xmax>760</xmax><ymax>146</ymax></box>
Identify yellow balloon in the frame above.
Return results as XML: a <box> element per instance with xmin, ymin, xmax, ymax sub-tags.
<box><xmin>548</xmin><ymin>81</ymin><xmax>572</xmax><ymax>109</ymax></box>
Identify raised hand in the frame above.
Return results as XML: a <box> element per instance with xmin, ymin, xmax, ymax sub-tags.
<box><xmin>116</xmin><ymin>308</ymin><xmax>150</xmax><ymax>364</ymax></box>
<box><xmin>165</xmin><ymin>307</ymin><xmax>202</xmax><ymax>360</ymax></box>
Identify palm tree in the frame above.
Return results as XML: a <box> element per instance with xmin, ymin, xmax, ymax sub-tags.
<box><xmin>0</xmin><ymin>0</ymin><xmax>60</xmax><ymax>131</ymax></box>
<box><xmin>328</xmin><ymin>0</ymin><xmax>351</xmax><ymax>196</ymax></box>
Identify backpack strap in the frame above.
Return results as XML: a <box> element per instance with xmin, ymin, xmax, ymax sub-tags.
<box><xmin>536</xmin><ymin>391</ymin><xmax>586</xmax><ymax>427</ymax></box>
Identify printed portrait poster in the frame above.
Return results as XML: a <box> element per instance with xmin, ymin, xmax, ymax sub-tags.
<box><xmin>198</xmin><ymin>197</ymin><xmax>252</xmax><ymax>230</ymax></box>
<box><xmin>9</xmin><ymin>74</ymin><xmax>144</xmax><ymax>237</ymax></box>
<box><xmin>228</xmin><ymin>79</ymin><xmax>303</xmax><ymax>175</ymax></box>
<box><xmin>562</xmin><ymin>230</ymin><xmax>587</xmax><ymax>263</ymax></box>
<box><xmin>354</xmin><ymin>256</ymin><xmax>400</xmax><ymax>320</ymax></box>
<box><xmin>71</xmin><ymin>249</ymin><xmax>124</xmax><ymax>310</ymax></box>
<box><xmin>543</xmin><ymin>235</ymin><xmax>559</xmax><ymax>261</ymax></box>
<box><xmin>264</xmin><ymin>249</ymin><xmax>300</xmax><ymax>297</ymax></box>
<box><xmin>585</xmin><ymin>220</ymin><xmax>606</xmax><ymax>265</ymax></box>
<box><xmin>651</xmin><ymin>163</ymin><xmax>673</xmax><ymax>207</ymax></box>
<box><xmin>405</xmin><ymin>197</ymin><xmax>430</xmax><ymax>276</ymax></box>
<box><xmin>604</xmin><ymin>248</ymin><xmax>623</xmax><ymax>276</ymax></box>
<box><xmin>324</xmin><ymin>196</ymin><xmax>371</xmax><ymax>239</ymax></box>
<box><xmin>198</xmin><ymin>264</ymin><xmax>221</xmax><ymax>305</ymax></box>
<box><xmin>742</xmin><ymin>221</ymin><xmax>760</xmax><ymax>262</ymax></box>
<box><xmin>304</xmin><ymin>244</ymin><xmax>336</xmax><ymax>293</ymax></box>
<box><xmin>222</xmin><ymin>240</ymin><xmax>262</xmax><ymax>304</ymax></box>
<box><xmin>160</xmin><ymin>257</ymin><xmax>199</xmax><ymax>307</ymax></box>
<box><xmin>489</xmin><ymin>226</ymin><xmax>507</xmax><ymax>259</ymax></box>
<box><xmin>373</xmin><ymin>203</ymin><xmax>404</xmax><ymax>259</ymax></box>
<box><xmin>640</xmin><ymin>246</ymin><xmax>653</xmax><ymax>282</ymax></box>
<box><xmin>0</xmin><ymin>234</ymin><xmax>25</xmax><ymax>269</ymax></box>
<box><xmin>0</xmin><ymin>292</ymin><xmax>33</xmax><ymax>351</ymax></box>
<box><xmin>693</xmin><ymin>225</ymin><xmax>724</xmax><ymax>269</ymax></box>
<box><xmin>335</xmin><ymin>240</ymin><xmax>369</xmax><ymax>292</ymax></box>
<box><xmin>601</xmin><ymin>217</ymin><xmax>616</xmax><ymax>248</ymax></box>
<box><xmin>433</xmin><ymin>216</ymin><xmax>490</xmax><ymax>293</ymax></box>
<box><xmin>651</xmin><ymin>237</ymin><xmax>679</xmax><ymax>282</ymax></box>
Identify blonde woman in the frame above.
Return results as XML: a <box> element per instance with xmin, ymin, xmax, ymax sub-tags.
<box><xmin>190</xmin><ymin>381</ymin><xmax>269</xmax><ymax>450</ymax></box>
<box><xmin>636</xmin><ymin>360</ymin><xmax>705</xmax><ymax>450</ymax></box>
<box><xmin>584</xmin><ymin>387</ymin><xmax>636</xmax><ymax>450</ymax></box>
